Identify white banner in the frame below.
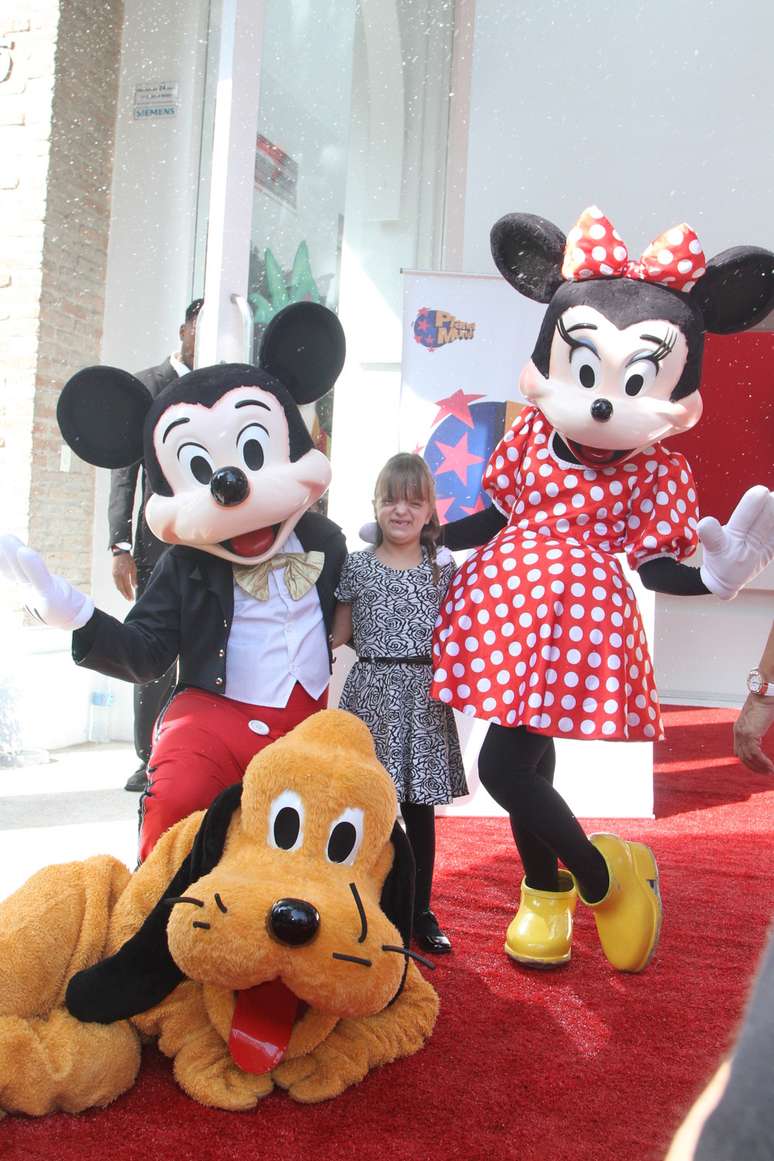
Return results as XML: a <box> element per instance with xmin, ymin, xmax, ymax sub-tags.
<box><xmin>400</xmin><ymin>270</ymin><xmax>654</xmax><ymax>819</ymax></box>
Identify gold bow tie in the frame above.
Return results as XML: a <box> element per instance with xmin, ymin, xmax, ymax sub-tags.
<box><xmin>233</xmin><ymin>550</ymin><xmax>325</xmax><ymax>601</ymax></box>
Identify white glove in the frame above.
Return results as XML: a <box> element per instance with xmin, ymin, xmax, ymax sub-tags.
<box><xmin>0</xmin><ymin>534</ymin><xmax>95</xmax><ymax>629</ymax></box>
<box><xmin>698</xmin><ymin>486</ymin><xmax>774</xmax><ymax>601</ymax></box>
<box><xmin>358</xmin><ymin>521</ymin><xmax>378</xmax><ymax>544</ymax></box>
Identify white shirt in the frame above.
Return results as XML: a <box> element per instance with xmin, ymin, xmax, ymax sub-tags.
<box><xmin>224</xmin><ymin>531</ymin><xmax>330</xmax><ymax>707</ymax></box>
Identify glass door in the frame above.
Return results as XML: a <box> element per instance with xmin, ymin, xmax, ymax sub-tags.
<box><xmin>195</xmin><ymin>0</ymin><xmax>357</xmax><ymax>381</ymax></box>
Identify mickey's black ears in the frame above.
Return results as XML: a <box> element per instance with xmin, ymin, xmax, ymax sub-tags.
<box><xmin>491</xmin><ymin>213</ymin><xmax>567</xmax><ymax>304</ymax></box>
<box><xmin>66</xmin><ymin>783</ymin><xmax>243</xmax><ymax>1025</ymax></box>
<box><xmin>689</xmin><ymin>246</ymin><xmax>774</xmax><ymax>334</ymax></box>
<box><xmin>259</xmin><ymin>302</ymin><xmax>346</xmax><ymax>405</ymax></box>
<box><xmin>56</xmin><ymin>367</ymin><xmax>154</xmax><ymax>469</ymax></box>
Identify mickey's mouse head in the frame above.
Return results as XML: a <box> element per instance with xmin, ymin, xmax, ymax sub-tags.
<box><xmin>57</xmin><ymin>303</ymin><xmax>346</xmax><ymax>565</ymax></box>
<box><xmin>490</xmin><ymin>208</ymin><xmax>774</xmax><ymax>466</ymax></box>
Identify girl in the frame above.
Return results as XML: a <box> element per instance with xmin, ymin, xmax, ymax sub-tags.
<box><xmin>331</xmin><ymin>453</ymin><xmax>467</xmax><ymax>954</ymax></box>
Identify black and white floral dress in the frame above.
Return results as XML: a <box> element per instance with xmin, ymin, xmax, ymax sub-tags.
<box><xmin>336</xmin><ymin>549</ymin><xmax>467</xmax><ymax>806</ymax></box>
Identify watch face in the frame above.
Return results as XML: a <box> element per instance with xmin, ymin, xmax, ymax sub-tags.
<box><xmin>749</xmin><ymin>671</ymin><xmax>763</xmax><ymax>694</ymax></box>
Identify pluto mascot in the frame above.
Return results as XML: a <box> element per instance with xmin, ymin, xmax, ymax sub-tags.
<box><xmin>0</xmin><ymin>710</ymin><xmax>439</xmax><ymax>1115</ymax></box>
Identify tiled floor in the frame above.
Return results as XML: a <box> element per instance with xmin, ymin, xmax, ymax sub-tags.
<box><xmin>0</xmin><ymin>742</ymin><xmax>140</xmax><ymax>900</ymax></box>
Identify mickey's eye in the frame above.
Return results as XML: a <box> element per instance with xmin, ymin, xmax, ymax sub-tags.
<box><xmin>268</xmin><ymin>790</ymin><xmax>304</xmax><ymax>852</ymax></box>
<box><xmin>237</xmin><ymin>423</ymin><xmax>269</xmax><ymax>472</ymax></box>
<box><xmin>623</xmin><ymin>359</ymin><xmax>658</xmax><ymax>397</ymax></box>
<box><xmin>178</xmin><ymin>443</ymin><xmax>214</xmax><ymax>485</ymax></box>
<box><xmin>570</xmin><ymin>346</ymin><xmax>601</xmax><ymax>390</ymax></box>
<box><xmin>326</xmin><ymin>808</ymin><xmax>364</xmax><ymax>865</ymax></box>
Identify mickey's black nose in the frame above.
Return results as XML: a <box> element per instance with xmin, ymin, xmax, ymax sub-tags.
<box><xmin>590</xmin><ymin>398</ymin><xmax>613</xmax><ymax>422</ymax></box>
<box><xmin>210</xmin><ymin>466</ymin><xmax>249</xmax><ymax>506</ymax></box>
<box><xmin>268</xmin><ymin>899</ymin><xmax>320</xmax><ymax>947</ymax></box>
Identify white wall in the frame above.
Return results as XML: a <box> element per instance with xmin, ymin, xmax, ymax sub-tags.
<box><xmin>459</xmin><ymin>0</ymin><xmax>774</xmax><ymax>705</ymax></box>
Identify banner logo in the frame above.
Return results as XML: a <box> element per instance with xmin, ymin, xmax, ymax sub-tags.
<box><xmin>413</xmin><ymin>308</ymin><xmax>476</xmax><ymax>351</ymax></box>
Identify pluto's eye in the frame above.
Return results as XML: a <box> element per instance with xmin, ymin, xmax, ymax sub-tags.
<box><xmin>326</xmin><ymin>808</ymin><xmax>364</xmax><ymax>865</ymax></box>
<box><xmin>178</xmin><ymin>443</ymin><xmax>214</xmax><ymax>485</ymax></box>
<box><xmin>268</xmin><ymin>790</ymin><xmax>304</xmax><ymax>852</ymax></box>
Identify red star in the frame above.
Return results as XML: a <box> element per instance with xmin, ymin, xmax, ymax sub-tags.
<box><xmin>434</xmin><ymin>432</ymin><xmax>484</xmax><ymax>485</ymax></box>
<box><xmin>461</xmin><ymin>494</ymin><xmax>488</xmax><ymax>515</ymax></box>
<box><xmin>435</xmin><ymin>495</ymin><xmax>457</xmax><ymax>524</ymax></box>
<box><xmin>431</xmin><ymin>388</ymin><xmax>485</xmax><ymax>430</ymax></box>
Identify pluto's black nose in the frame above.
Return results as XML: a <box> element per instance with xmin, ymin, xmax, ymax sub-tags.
<box><xmin>269</xmin><ymin>898</ymin><xmax>320</xmax><ymax>946</ymax></box>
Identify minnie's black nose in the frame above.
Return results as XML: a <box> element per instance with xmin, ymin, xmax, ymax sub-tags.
<box><xmin>591</xmin><ymin>398</ymin><xmax>613</xmax><ymax>422</ymax></box>
<box><xmin>269</xmin><ymin>899</ymin><xmax>320</xmax><ymax>946</ymax></box>
<box><xmin>210</xmin><ymin>466</ymin><xmax>249</xmax><ymax>506</ymax></box>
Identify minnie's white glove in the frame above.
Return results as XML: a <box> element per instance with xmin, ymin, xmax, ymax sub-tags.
<box><xmin>698</xmin><ymin>486</ymin><xmax>774</xmax><ymax>601</ymax></box>
<box><xmin>0</xmin><ymin>534</ymin><xmax>95</xmax><ymax>629</ymax></box>
<box><xmin>358</xmin><ymin>521</ymin><xmax>378</xmax><ymax>544</ymax></box>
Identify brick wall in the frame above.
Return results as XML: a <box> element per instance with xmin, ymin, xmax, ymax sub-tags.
<box><xmin>0</xmin><ymin>0</ymin><xmax>123</xmax><ymax>590</ymax></box>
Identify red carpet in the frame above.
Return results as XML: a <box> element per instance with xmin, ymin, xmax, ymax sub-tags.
<box><xmin>4</xmin><ymin>706</ymin><xmax>774</xmax><ymax>1161</ymax></box>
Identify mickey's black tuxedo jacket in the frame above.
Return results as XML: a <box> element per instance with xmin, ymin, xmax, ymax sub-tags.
<box><xmin>72</xmin><ymin>511</ymin><xmax>347</xmax><ymax>694</ymax></box>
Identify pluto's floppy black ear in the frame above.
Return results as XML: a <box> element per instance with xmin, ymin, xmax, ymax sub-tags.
<box><xmin>66</xmin><ymin>783</ymin><xmax>243</xmax><ymax>1025</ymax></box>
<box><xmin>491</xmin><ymin>213</ymin><xmax>567</xmax><ymax>304</ymax></box>
<box><xmin>258</xmin><ymin>301</ymin><xmax>346</xmax><ymax>405</ymax></box>
<box><xmin>688</xmin><ymin>246</ymin><xmax>774</xmax><ymax>334</ymax></box>
<box><xmin>57</xmin><ymin>367</ymin><xmax>154</xmax><ymax>469</ymax></box>
<box><xmin>380</xmin><ymin>821</ymin><xmax>416</xmax><ymax>949</ymax></box>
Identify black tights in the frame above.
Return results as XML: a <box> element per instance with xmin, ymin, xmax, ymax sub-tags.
<box><xmin>478</xmin><ymin>724</ymin><xmax>609</xmax><ymax>901</ymax></box>
<box><xmin>400</xmin><ymin>801</ymin><xmax>435</xmax><ymax>916</ymax></box>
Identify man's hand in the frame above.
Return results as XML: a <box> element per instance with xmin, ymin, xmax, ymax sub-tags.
<box><xmin>733</xmin><ymin>693</ymin><xmax>774</xmax><ymax>775</ymax></box>
<box><xmin>112</xmin><ymin>551</ymin><xmax>137</xmax><ymax>601</ymax></box>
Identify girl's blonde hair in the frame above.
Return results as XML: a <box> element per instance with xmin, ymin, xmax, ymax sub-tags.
<box><xmin>373</xmin><ymin>453</ymin><xmax>442</xmax><ymax>576</ymax></box>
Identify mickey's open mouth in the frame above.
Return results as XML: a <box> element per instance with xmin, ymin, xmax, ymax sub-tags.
<box><xmin>222</xmin><ymin>524</ymin><xmax>279</xmax><ymax>558</ymax></box>
<box><xmin>566</xmin><ymin>439</ymin><xmax>632</xmax><ymax>467</ymax></box>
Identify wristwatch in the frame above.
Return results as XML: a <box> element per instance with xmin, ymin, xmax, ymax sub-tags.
<box><xmin>111</xmin><ymin>542</ymin><xmax>131</xmax><ymax>556</ymax></box>
<box><xmin>747</xmin><ymin>668</ymin><xmax>774</xmax><ymax>698</ymax></box>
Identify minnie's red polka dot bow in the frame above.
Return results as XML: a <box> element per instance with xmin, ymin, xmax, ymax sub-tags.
<box><xmin>561</xmin><ymin>206</ymin><xmax>707</xmax><ymax>293</ymax></box>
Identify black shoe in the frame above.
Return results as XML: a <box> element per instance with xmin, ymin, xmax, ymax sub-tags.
<box><xmin>413</xmin><ymin>909</ymin><xmax>452</xmax><ymax>955</ymax></box>
<box><xmin>124</xmin><ymin>765</ymin><xmax>148</xmax><ymax>793</ymax></box>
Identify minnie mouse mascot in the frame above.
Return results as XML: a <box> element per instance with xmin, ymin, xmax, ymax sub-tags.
<box><xmin>432</xmin><ymin>207</ymin><xmax>774</xmax><ymax>973</ymax></box>
<box><xmin>0</xmin><ymin>302</ymin><xmax>347</xmax><ymax>861</ymax></box>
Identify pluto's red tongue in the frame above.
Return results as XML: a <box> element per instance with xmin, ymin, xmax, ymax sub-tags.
<box><xmin>228</xmin><ymin>979</ymin><xmax>299</xmax><ymax>1074</ymax></box>
<box><xmin>229</xmin><ymin>526</ymin><xmax>276</xmax><ymax>558</ymax></box>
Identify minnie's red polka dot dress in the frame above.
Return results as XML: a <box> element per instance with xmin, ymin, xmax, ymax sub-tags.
<box><xmin>431</xmin><ymin>405</ymin><xmax>700</xmax><ymax>741</ymax></box>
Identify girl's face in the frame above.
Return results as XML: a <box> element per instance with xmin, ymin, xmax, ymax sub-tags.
<box><xmin>374</xmin><ymin>488</ymin><xmax>433</xmax><ymax>548</ymax></box>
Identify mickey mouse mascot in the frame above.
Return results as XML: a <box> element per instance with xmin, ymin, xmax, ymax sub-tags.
<box><xmin>0</xmin><ymin>302</ymin><xmax>347</xmax><ymax>860</ymax></box>
<box><xmin>432</xmin><ymin>207</ymin><xmax>774</xmax><ymax>973</ymax></box>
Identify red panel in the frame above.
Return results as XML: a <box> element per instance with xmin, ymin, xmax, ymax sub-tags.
<box><xmin>670</xmin><ymin>332</ymin><xmax>774</xmax><ymax>523</ymax></box>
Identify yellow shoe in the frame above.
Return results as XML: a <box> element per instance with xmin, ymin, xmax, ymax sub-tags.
<box><xmin>504</xmin><ymin>870</ymin><xmax>577</xmax><ymax>967</ymax></box>
<box><xmin>577</xmin><ymin>833</ymin><xmax>662</xmax><ymax>973</ymax></box>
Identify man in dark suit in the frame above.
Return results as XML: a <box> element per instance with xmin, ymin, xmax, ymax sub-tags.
<box><xmin>108</xmin><ymin>298</ymin><xmax>203</xmax><ymax>791</ymax></box>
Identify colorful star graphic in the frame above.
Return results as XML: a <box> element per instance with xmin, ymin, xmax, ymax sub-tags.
<box><xmin>434</xmin><ymin>431</ymin><xmax>484</xmax><ymax>485</ymax></box>
<box><xmin>431</xmin><ymin>388</ymin><xmax>486</xmax><ymax>430</ymax></box>
<box><xmin>461</xmin><ymin>494</ymin><xmax>489</xmax><ymax>515</ymax></box>
<box><xmin>435</xmin><ymin>494</ymin><xmax>458</xmax><ymax>525</ymax></box>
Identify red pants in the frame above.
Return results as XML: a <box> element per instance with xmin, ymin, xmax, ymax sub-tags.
<box><xmin>139</xmin><ymin>684</ymin><xmax>326</xmax><ymax>862</ymax></box>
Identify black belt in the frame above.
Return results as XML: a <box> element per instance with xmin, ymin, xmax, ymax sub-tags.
<box><xmin>358</xmin><ymin>655</ymin><xmax>431</xmax><ymax>665</ymax></box>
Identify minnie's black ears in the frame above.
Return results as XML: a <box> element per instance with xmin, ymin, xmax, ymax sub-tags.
<box><xmin>259</xmin><ymin>301</ymin><xmax>346</xmax><ymax>405</ymax></box>
<box><xmin>688</xmin><ymin>246</ymin><xmax>774</xmax><ymax>334</ymax></box>
<box><xmin>490</xmin><ymin>213</ymin><xmax>567</xmax><ymax>304</ymax></box>
<box><xmin>66</xmin><ymin>783</ymin><xmax>243</xmax><ymax>1025</ymax></box>
<box><xmin>57</xmin><ymin>367</ymin><xmax>153</xmax><ymax>469</ymax></box>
